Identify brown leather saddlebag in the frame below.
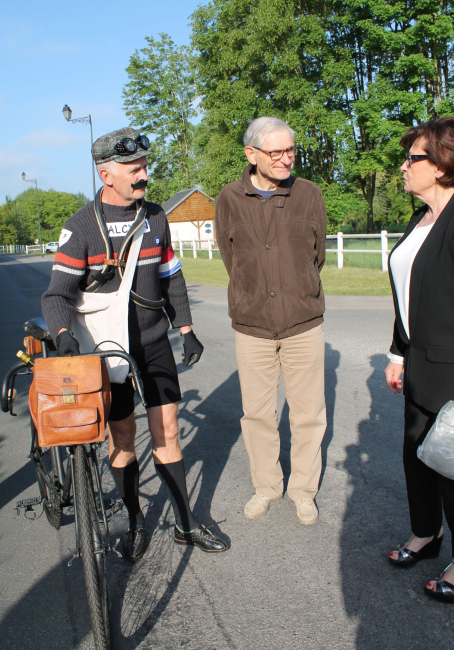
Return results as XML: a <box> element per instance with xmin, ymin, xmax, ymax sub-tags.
<box><xmin>29</xmin><ymin>356</ymin><xmax>111</xmax><ymax>447</ymax></box>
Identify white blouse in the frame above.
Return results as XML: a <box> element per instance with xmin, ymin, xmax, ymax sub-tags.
<box><xmin>388</xmin><ymin>222</ymin><xmax>434</xmax><ymax>363</ymax></box>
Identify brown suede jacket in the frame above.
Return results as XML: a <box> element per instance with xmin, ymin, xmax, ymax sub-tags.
<box><xmin>215</xmin><ymin>164</ymin><xmax>326</xmax><ymax>339</ymax></box>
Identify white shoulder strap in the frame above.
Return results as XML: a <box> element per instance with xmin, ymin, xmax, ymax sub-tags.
<box><xmin>118</xmin><ymin>218</ymin><xmax>144</xmax><ymax>296</ymax></box>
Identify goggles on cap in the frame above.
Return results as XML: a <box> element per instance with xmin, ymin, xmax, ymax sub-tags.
<box><xmin>101</xmin><ymin>134</ymin><xmax>150</xmax><ymax>159</ymax></box>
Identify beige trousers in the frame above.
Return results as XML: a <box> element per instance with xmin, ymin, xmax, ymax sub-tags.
<box><xmin>235</xmin><ymin>326</ymin><xmax>326</xmax><ymax>501</ymax></box>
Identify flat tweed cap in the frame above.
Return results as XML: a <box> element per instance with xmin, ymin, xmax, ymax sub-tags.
<box><xmin>92</xmin><ymin>127</ymin><xmax>147</xmax><ymax>164</ymax></box>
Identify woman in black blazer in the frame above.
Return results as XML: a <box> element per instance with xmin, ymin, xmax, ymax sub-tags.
<box><xmin>386</xmin><ymin>117</ymin><xmax>454</xmax><ymax>602</ymax></box>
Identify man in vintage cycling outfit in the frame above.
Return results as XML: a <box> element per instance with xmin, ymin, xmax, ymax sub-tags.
<box><xmin>42</xmin><ymin>127</ymin><xmax>228</xmax><ymax>560</ymax></box>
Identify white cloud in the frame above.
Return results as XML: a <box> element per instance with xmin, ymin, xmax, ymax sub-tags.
<box><xmin>0</xmin><ymin>149</ymin><xmax>51</xmax><ymax>174</ymax></box>
<box><xmin>0</xmin><ymin>155</ymin><xmax>53</xmax><ymax>205</ymax></box>
<box><xmin>15</xmin><ymin>126</ymin><xmax>87</xmax><ymax>152</ymax></box>
<box><xmin>0</xmin><ymin>128</ymin><xmax>93</xmax><ymax>200</ymax></box>
<box><xmin>13</xmin><ymin>126</ymin><xmax>89</xmax><ymax>151</ymax></box>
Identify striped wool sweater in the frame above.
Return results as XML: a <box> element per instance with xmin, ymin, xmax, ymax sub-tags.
<box><xmin>41</xmin><ymin>199</ymin><xmax>192</xmax><ymax>351</ymax></box>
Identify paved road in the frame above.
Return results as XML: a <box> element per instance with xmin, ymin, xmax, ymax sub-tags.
<box><xmin>0</xmin><ymin>254</ymin><xmax>453</xmax><ymax>650</ymax></box>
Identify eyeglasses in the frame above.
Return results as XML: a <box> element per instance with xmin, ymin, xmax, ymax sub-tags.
<box><xmin>252</xmin><ymin>146</ymin><xmax>297</xmax><ymax>161</ymax></box>
<box><xmin>406</xmin><ymin>153</ymin><xmax>429</xmax><ymax>167</ymax></box>
<box><xmin>102</xmin><ymin>134</ymin><xmax>150</xmax><ymax>159</ymax></box>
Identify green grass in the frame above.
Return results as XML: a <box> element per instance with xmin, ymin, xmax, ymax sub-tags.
<box><xmin>178</xmin><ymin>255</ymin><xmax>392</xmax><ymax>296</ymax></box>
<box><xmin>320</xmin><ymin>266</ymin><xmax>391</xmax><ymax>295</ymax></box>
<box><xmin>179</xmin><ymin>256</ymin><xmax>230</xmax><ymax>288</ymax></box>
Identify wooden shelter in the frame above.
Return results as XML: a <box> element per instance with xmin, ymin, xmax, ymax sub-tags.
<box><xmin>163</xmin><ymin>187</ymin><xmax>215</xmax><ymax>241</ymax></box>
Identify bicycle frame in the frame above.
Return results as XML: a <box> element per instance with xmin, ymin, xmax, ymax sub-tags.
<box><xmin>1</xmin><ymin>322</ymin><xmax>148</xmax><ymax>650</ymax></box>
<box><xmin>2</xmin><ymin>339</ymin><xmax>146</xmax><ymax>560</ymax></box>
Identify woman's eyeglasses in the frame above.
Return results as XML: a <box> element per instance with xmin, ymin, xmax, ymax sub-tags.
<box><xmin>407</xmin><ymin>153</ymin><xmax>429</xmax><ymax>167</ymax></box>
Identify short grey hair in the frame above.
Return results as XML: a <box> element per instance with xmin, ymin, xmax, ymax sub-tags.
<box><xmin>96</xmin><ymin>159</ymin><xmax>116</xmax><ymax>180</ymax></box>
<box><xmin>244</xmin><ymin>117</ymin><xmax>296</xmax><ymax>148</ymax></box>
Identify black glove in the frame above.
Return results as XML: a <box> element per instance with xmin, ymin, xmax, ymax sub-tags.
<box><xmin>181</xmin><ymin>330</ymin><xmax>204</xmax><ymax>367</ymax></box>
<box><xmin>56</xmin><ymin>330</ymin><xmax>80</xmax><ymax>357</ymax></box>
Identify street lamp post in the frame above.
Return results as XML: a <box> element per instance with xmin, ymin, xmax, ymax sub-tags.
<box><xmin>5</xmin><ymin>195</ymin><xmax>20</xmax><ymax>246</ymax></box>
<box><xmin>22</xmin><ymin>173</ymin><xmax>43</xmax><ymax>255</ymax></box>
<box><xmin>62</xmin><ymin>104</ymin><xmax>96</xmax><ymax>200</ymax></box>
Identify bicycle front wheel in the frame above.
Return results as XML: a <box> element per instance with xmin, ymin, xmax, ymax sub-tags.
<box><xmin>74</xmin><ymin>445</ymin><xmax>111</xmax><ymax>650</ymax></box>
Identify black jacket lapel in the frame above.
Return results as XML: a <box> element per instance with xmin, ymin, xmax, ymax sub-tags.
<box><xmin>408</xmin><ymin>194</ymin><xmax>454</xmax><ymax>337</ymax></box>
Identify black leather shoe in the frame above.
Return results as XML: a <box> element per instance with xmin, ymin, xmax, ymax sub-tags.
<box><xmin>388</xmin><ymin>532</ymin><xmax>443</xmax><ymax>568</ymax></box>
<box><xmin>122</xmin><ymin>528</ymin><xmax>146</xmax><ymax>562</ymax></box>
<box><xmin>174</xmin><ymin>524</ymin><xmax>229</xmax><ymax>553</ymax></box>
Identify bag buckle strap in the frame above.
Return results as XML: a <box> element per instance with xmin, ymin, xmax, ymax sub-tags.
<box><xmin>104</xmin><ymin>259</ymin><xmax>126</xmax><ymax>267</ymax></box>
<box><xmin>63</xmin><ymin>389</ymin><xmax>76</xmax><ymax>404</ymax></box>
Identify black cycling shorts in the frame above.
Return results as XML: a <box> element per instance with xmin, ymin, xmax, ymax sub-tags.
<box><xmin>108</xmin><ymin>336</ymin><xmax>181</xmax><ymax>422</ymax></box>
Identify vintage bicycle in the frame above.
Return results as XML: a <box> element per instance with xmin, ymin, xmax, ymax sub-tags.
<box><xmin>1</xmin><ymin>317</ymin><xmax>147</xmax><ymax>650</ymax></box>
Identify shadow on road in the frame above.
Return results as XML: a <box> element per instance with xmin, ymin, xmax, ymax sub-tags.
<box><xmin>0</xmin><ymin>554</ymin><xmax>93</xmax><ymax>649</ymax></box>
<box><xmin>107</xmin><ymin>369</ymin><xmax>243</xmax><ymax>648</ymax></box>
<box><xmin>340</xmin><ymin>354</ymin><xmax>454</xmax><ymax>649</ymax></box>
<box><xmin>0</xmin><ymin>369</ymin><xmax>242</xmax><ymax>649</ymax></box>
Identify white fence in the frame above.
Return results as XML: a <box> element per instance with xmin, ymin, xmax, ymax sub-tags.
<box><xmin>174</xmin><ymin>232</ymin><xmax>403</xmax><ymax>271</ymax></box>
<box><xmin>0</xmin><ymin>245</ymin><xmax>27</xmax><ymax>254</ymax></box>
<box><xmin>25</xmin><ymin>245</ymin><xmax>45</xmax><ymax>255</ymax></box>
<box><xmin>1</xmin><ymin>233</ymin><xmax>404</xmax><ymax>271</ymax></box>
<box><xmin>327</xmin><ymin>231</ymin><xmax>402</xmax><ymax>271</ymax></box>
<box><xmin>175</xmin><ymin>239</ymin><xmax>219</xmax><ymax>260</ymax></box>
<box><xmin>0</xmin><ymin>245</ymin><xmax>45</xmax><ymax>255</ymax></box>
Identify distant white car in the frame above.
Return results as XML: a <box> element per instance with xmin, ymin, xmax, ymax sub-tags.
<box><xmin>44</xmin><ymin>242</ymin><xmax>58</xmax><ymax>254</ymax></box>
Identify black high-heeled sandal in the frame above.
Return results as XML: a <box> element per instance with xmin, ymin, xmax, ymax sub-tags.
<box><xmin>424</xmin><ymin>562</ymin><xmax>454</xmax><ymax>602</ymax></box>
<box><xmin>388</xmin><ymin>531</ymin><xmax>443</xmax><ymax>568</ymax></box>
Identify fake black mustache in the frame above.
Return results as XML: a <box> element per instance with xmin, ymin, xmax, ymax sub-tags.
<box><xmin>131</xmin><ymin>179</ymin><xmax>148</xmax><ymax>190</ymax></box>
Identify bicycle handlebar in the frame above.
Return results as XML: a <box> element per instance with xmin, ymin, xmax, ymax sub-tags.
<box><xmin>1</xmin><ymin>350</ymin><xmax>147</xmax><ymax>414</ymax></box>
<box><xmin>1</xmin><ymin>361</ymin><xmax>28</xmax><ymax>412</ymax></box>
<box><xmin>79</xmin><ymin>350</ymin><xmax>147</xmax><ymax>409</ymax></box>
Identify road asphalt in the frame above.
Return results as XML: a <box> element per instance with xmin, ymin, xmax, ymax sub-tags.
<box><xmin>0</xmin><ymin>253</ymin><xmax>453</xmax><ymax>650</ymax></box>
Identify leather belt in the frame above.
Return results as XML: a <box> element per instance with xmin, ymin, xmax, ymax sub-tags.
<box><xmin>104</xmin><ymin>259</ymin><xmax>126</xmax><ymax>267</ymax></box>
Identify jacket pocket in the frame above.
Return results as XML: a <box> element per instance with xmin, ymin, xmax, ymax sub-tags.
<box><xmin>228</xmin><ymin>268</ymin><xmax>244</xmax><ymax>307</ymax></box>
<box><xmin>426</xmin><ymin>347</ymin><xmax>454</xmax><ymax>363</ymax></box>
<box><xmin>309</xmin><ymin>263</ymin><xmax>321</xmax><ymax>297</ymax></box>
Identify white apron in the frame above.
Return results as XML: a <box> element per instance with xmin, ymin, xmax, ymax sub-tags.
<box><xmin>71</xmin><ymin>220</ymin><xmax>144</xmax><ymax>383</ymax></box>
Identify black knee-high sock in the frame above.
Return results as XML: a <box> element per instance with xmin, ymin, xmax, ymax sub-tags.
<box><xmin>154</xmin><ymin>459</ymin><xmax>199</xmax><ymax>532</ymax></box>
<box><xmin>111</xmin><ymin>460</ymin><xmax>144</xmax><ymax>531</ymax></box>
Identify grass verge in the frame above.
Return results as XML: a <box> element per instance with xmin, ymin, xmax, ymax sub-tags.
<box><xmin>178</xmin><ymin>256</ymin><xmax>392</xmax><ymax>296</ymax></box>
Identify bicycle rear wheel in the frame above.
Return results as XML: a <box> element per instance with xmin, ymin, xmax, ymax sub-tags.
<box><xmin>30</xmin><ymin>417</ymin><xmax>62</xmax><ymax>529</ymax></box>
<box><xmin>74</xmin><ymin>444</ymin><xmax>111</xmax><ymax>650</ymax></box>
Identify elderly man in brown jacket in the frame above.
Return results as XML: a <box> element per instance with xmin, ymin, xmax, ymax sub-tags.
<box><xmin>215</xmin><ymin>116</ymin><xmax>327</xmax><ymax>524</ymax></box>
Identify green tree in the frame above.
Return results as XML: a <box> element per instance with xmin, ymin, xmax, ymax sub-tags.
<box><xmin>329</xmin><ymin>0</ymin><xmax>454</xmax><ymax>230</ymax></box>
<box><xmin>0</xmin><ymin>189</ymin><xmax>89</xmax><ymax>245</ymax></box>
<box><xmin>123</xmin><ymin>34</ymin><xmax>200</xmax><ymax>205</ymax></box>
<box><xmin>190</xmin><ymin>0</ymin><xmax>454</xmax><ymax>231</ymax></box>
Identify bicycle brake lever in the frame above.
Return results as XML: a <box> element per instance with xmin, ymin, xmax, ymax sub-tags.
<box><xmin>129</xmin><ymin>372</ymin><xmax>147</xmax><ymax>410</ymax></box>
<box><xmin>9</xmin><ymin>382</ymin><xmax>17</xmax><ymax>417</ymax></box>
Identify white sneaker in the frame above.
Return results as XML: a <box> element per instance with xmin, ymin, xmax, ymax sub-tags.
<box><xmin>244</xmin><ymin>493</ymin><xmax>282</xmax><ymax>520</ymax></box>
<box><xmin>295</xmin><ymin>498</ymin><xmax>318</xmax><ymax>525</ymax></box>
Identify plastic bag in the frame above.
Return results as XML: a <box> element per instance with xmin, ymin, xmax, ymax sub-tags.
<box><xmin>417</xmin><ymin>400</ymin><xmax>454</xmax><ymax>480</ymax></box>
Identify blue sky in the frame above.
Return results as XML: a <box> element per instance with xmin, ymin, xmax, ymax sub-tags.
<box><xmin>0</xmin><ymin>0</ymin><xmax>202</xmax><ymax>203</ymax></box>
